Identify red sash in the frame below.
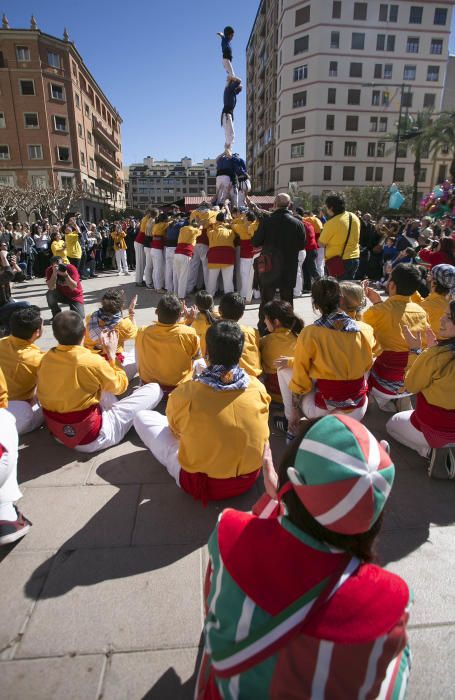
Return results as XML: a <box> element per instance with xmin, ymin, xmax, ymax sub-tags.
<box><xmin>315</xmin><ymin>377</ymin><xmax>368</xmax><ymax>410</ymax></box>
<box><xmin>179</xmin><ymin>469</ymin><xmax>260</xmax><ymax>507</ymax></box>
<box><xmin>239</xmin><ymin>239</ymin><xmax>254</xmax><ymax>259</ymax></box>
<box><xmin>197</xmin><ymin>229</ymin><xmax>209</xmax><ymax>246</ymax></box>
<box><xmin>264</xmin><ymin>372</ymin><xmax>282</xmax><ymax>402</ymax></box>
<box><xmin>410</xmin><ymin>393</ymin><xmax>455</xmax><ymax>448</ymax></box>
<box><xmin>151</xmin><ymin>236</ymin><xmax>164</xmax><ymax>250</ymax></box>
<box><xmin>207</xmin><ymin>246</ymin><xmax>235</xmax><ymax>266</ymax></box>
<box><xmin>175</xmin><ymin>243</ymin><xmax>194</xmax><ymax>257</ymax></box>
<box><xmin>134</xmin><ymin>230</ymin><xmax>146</xmax><ymax>245</ymax></box>
<box><xmin>43</xmin><ymin>405</ymin><xmax>102</xmax><ymax>448</ymax></box>
<box><xmin>368</xmin><ymin>351</ymin><xmax>409</xmax><ymax>396</ymax></box>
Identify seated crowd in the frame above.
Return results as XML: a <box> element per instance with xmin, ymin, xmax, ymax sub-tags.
<box><xmin>1</xmin><ymin>191</ymin><xmax>454</xmax><ymax>697</ymax></box>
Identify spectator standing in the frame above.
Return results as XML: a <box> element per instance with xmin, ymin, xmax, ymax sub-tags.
<box><xmin>0</xmin><ymin>246</ymin><xmax>28</xmax><ymax>334</ymax></box>
<box><xmin>318</xmin><ymin>192</ymin><xmax>360</xmax><ymax>280</ymax></box>
<box><xmin>50</xmin><ymin>230</ymin><xmax>68</xmax><ymax>263</ymax></box>
<box><xmin>21</xmin><ymin>228</ymin><xmax>36</xmax><ymax>280</ymax></box>
<box><xmin>64</xmin><ymin>215</ymin><xmax>83</xmax><ymax>270</ymax></box>
<box><xmin>126</xmin><ymin>218</ymin><xmax>137</xmax><ymax>270</ymax></box>
<box><xmin>111</xmin><ymin>224</ymin><xmax>129</xmax><ymax>275</ymax></box>
<box><xmin>33</xmin><ymin>224</ymin><xmax>50</xmax><ymax>276</ymax></box>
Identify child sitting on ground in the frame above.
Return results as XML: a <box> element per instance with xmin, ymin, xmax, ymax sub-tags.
<box><xmin>218</xmin><ymin>292</ymin><xmax>261</xmax><ymax>378</ymax></box>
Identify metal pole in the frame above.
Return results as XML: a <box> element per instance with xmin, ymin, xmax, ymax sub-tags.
<box><xmin>393</xmin><ymin>84</ymin><xmax>404</xmax><ymax>182</ymax></box>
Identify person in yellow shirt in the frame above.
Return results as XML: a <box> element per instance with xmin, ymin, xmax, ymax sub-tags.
<box><xmin>0</xmin><ymin>306</ymin><xmax>44</xmax><ymax>434</ymax></box>
<box><xmin>134</xmin><ymin>321</ymin><xmax>270</xmax><ymax>503</ymax></box>
<box><xmin>318</xmin><ymin>192</ymin><xmax>360</xmax><ymax>280</ymax></box>
<box><xmin>151</xmin><ymin>213</ymin><xmax>170</xmax><ymax>292</ymax></box>
<box><xmin>173</xmin><ymin>218</ymin><xmax>203</xmax><ymax>299</ymax></box>
<box><xmin>37</xmin><ymin>311</ymin><xmax>161</xmax><ymax>452</ymax></box>
<box><xmin>259</xmin><ymin>300</ymin><xmax>303</xmax><ymax>403</ymax></box>
<box><xmin>111</xmin><ymin>224</ymin><xmax>129</xmax><ymax>275</ymax></box>
<box><xmin>64</xmin><ymin>223</ymin><xmax>82</xmax><ymax>269</ymax></box>
<box><xmin>187</xmin><ymin>205</ymin><xmax>218</xmax><ymax>292</ymax></box>
<box><xmin>418</xmin><ymin>264</ymin><xmax>454</xmax><ymax>339</ymax></box>
<box><xmin>206</xmin><ymin>212</ymin><xmax>237</xmax><ymax>297</ymax></box>
<box><xmin>231</xmin><ymin>210</ymin><xmax>259</xmax><ymax>302</ymax></box>
<box><xmin>135</xmin><ymin>209</ymin><xmax>153</xmax><ymax>287</ymax></box>
<box><xmin>84</xmin><ymin>288</ymin><xmax>138</xmax><ymax>380</ymax></box>
<box><xmin>278</xmin><ymin>278</ymin><xmax>374</xmax><ymax>438</ymax></box>
<box><xmin>218</xmin><ymin>292</ymin><xmax>261</xmax><ymax>377</ymax></box>
<box><xmin>386</xmin><ymin>301</ymin><xmax>455</xmax><ymax>479</ymax></box>
<box><xmin>364</xmin><ymin>263</ymin><xmax>430</xmax><ymax>412</ymax></box>
<box><xmin>135</xmin><ymin>294</ymin><xmax>202</xmax><ymax>392</ymax></box>
<box><xmin>190</xmin><ymin>291</ymin><xmax>218</xmax><ymax>357</ymax></box>
<box><xmin>50</xmin><ymin>231</ymin><xmax>69</xmax><ymax>264</ymax></box>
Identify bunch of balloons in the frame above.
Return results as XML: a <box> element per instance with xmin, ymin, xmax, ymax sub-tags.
<box><xmin>420</xmin><ymin>180</ymin><xmax>455</xmax><ymax>219</ymax></box>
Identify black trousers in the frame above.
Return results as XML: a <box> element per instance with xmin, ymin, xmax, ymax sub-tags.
<box><xmin>258</xmin><ymin>283</ymin><xmax>294</xmax><ymax>335</ymax></box>
<box><xmin>302</xmin><ymin>249</ymin><xmax>319</xmax><ymax>291</ymax></box>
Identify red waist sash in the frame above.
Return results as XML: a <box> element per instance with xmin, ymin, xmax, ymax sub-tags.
<box><xmin>264</xmin><ymin>372</ymin><xmax>282</xmax><ymax>402</ymax></box>
<box><xmin>175</xmin><ymin>243</ymin><xmax>194</xmax><ymax>257</ymax></box>
<box><xmin>207</xmin><ymin>246</ymin><xmax>235</xmax><ymax>266</ymax></box>
<box><xmin>151</xmin><ymin>236</ymin><xmax>164</xmax><ymax>250</ymax></box>
<box><xmin>315</xmin><ymin>377</ymin><xmax>368</xmax><ymax>410</ymax></box>
<box><xmin>197</xmin><ymin>230</ymin><xmax>209</xmax><ymax>246</ymax></box>
<box><xmin>179</xmin><ymin>469</ymin><xmax>260</xmax><ymax>507</ymax></box>
<box><xmin>410</xmin><ymin>393</ymin><xmax>455</xmax><ymax>448</ymax></box>
<box><xmin>368</xmin><ymin>350</ymin><xmax>409</xmax><ymax>396</ymax></box>
<box><xmin>43</xmin><ymin>404</ymin><xmax>102</xmax><ymax>448</ymax></box>
<box><xmin>135</xmin><ymin>231</ymin><xmax>146</xmax><ymax>245</ymax></box>
<box><xmin>239</xmin><ymin>239</ymin><xmax>254</xmax><ymax>258</ymax></box>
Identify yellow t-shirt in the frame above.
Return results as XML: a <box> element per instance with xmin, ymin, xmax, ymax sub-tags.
<box><xmin>51</xmin><ymin>240</ymin><xmax>69</xmax><ymax>263</ymax></box>
<box><xmin>318</xmin><ymin>211</ymin><xmax>360</xmax><ymax>260</ymax></box>
<box><xmin>135</xmin><ymin>322</ymin><xmax>200</xmax><ymax>387</ymax></box>
<box><xmin>111</xmin><ymin>231</ymin><xmax>127</xmax><ymax>251</ymax></box>
<box><xmin>84</xmin><ymin>315</ymin><xmax>137</xmax><ymax>356</ymax></box>
<box><xmin>0</xmin><ymin>365</ymin><xmax>7</xmax><ymax>407</ymax></box>
<box><xmin>405</xmin><ymin>345</ymin><xmax>455</xmax><ymax>410</ymax></box>
<box><xmin>260</xmin><ymin>328</ymin><xmax>298</xmax><ymax>375</ymax></box>
<box><xmin>239</xmin><ymin>324</ymin><xmax>262</xmax><ymax>378</ymax></box>
<box><xmin>418</xmin><ymin>292</ymin><xmax>449</xmax><ymax>340</ymax></box>
<box><xmin>65</xmin><ymin>230</ymin><xmax>82</xmax><ymax>259</ymax></box>
<box><xmin>0</xmin><ymin>336</ymin><xmax>44</xmax><ymax>401</ymax></box>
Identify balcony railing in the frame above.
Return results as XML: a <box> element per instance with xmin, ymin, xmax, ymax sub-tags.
<box><xmin>94</xmin><ymin>143</ymin><xmax>121</xmax><ymax>169</ymax></box>
<box><xmin>92</xmin><ymin>117</ymin><xmax>120</xmax><ymax>149</ymax></box>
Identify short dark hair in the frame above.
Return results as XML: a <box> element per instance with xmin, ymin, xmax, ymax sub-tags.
<box><xmin>50</xmin><ymin>255</ymin><xmax>62</xmax><ymax>264</ymax></box>
<box><xmin>295</xmin><ymin>207</ymin><xmax>304</xmax><ymax>217</ymax></box>
<box><xmin>216</xmin><ymin>211</ymin><xmax>226</xmax><ymax>223</ymax></box>
<box><xmin>206</xmin><ymin>321</ymin><xmax>244</xmax><ymax>366</ymax></box>
<box><xmin>156</xmin><ymin>293</ymin><xmax>182</xmax><ymax>324</ymax></box>
<box><xmin>10</xmin><ymin>305</ymin><xmax>42</xmax><ymax>340</ymax></box>
<box><xmin>224</xmin><ymin>25</ymin><xmax>234</xmax><ymax>36</ymax></box>
<box><xmin>311</xmin><ymin>277</ymin><xmax>340</xmax><ymax>315</ymax></box>
<box><xmin>52</xmin><ymin>311</ymin><xmax>85</xmax><ymax>346</ymax></box>
<box><xmin>219</xmin><ymin>292</ymin><xmax>245</xmax><ymax>321</ymax></box>
<box><xmin>325</xmin><ymin>192</ymin><xmax>346</xmax><ymax>216</ymax></box>
<box><xmin>391</xmin><ymin>263</ymin><xmax>421</xmax><ymax>296</ymax></box>
<box><xmin>101</xmin><ymin>288</ymin><xmax>124</xmax><ymax>315</ymax></box>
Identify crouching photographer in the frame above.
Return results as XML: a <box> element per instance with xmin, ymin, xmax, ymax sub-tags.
<box><xmin>45</xmin><ymin>256</ymin><xmax>85</xmax><ymax>319</ymax></box>
<box><xmin>0</xmin><ymin>243</ymin><xmax>28</xmax><ymax>336</ymax></box>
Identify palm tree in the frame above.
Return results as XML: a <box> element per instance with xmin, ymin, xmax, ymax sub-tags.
<box><xmin>428</xmin><ymin>111</ymin><xmax>455</xmax><ymax>182</ymax></box>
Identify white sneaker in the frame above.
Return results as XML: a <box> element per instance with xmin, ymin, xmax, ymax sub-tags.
<box><xmin>124</xmin><ymin>271</ymin><xmax>130</xmax><ymax>276</ymax></box>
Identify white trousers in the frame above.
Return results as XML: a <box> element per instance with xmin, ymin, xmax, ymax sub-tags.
<box><xmin>134</xmin><ymin>242</ymin><xmax>145</xmax><ymax>285</ymax></box>
<box><xmin>187</xmin><ymin>244</ymin><xmax>209</xmax><ymax>292</ymax></box>
<box><xmin>222</xmin><ymin>113</ymin><xmax>235</xmax><ymax>148</ymax></box>
<box><xmin>223</xmin><ymin>58</ymin><xmax>235</xmax><ymax>78</ymax></box>
<box><xmin>370</xmin><ymin>386</ymin><xmax>413</xmax><ymax>413</ymax></box>
<box><xmin>315</xmin><ymin>247</ymin><xmax>325</xmax><ymax>278</ymax></box>
<box><xmin>277</xmin><ymin>368</ymin><xmax>368</xmax><ymax>422</ymax></box>
<box><xmin>122</xmin><ymin>348</ymin><xmax>137</xmax><ymax>382</ymax></box>
<box><xmin>386</xmin><ymin>410</ymin><xmax>431</xmax><ymax>458</ymax></box>
<box><xmin>238</xmin><ymin>180</ymin><xmax>251</xmax><ymax>208</ymax></box>
<box><xmin>240</xmin><ymin>257</ymin><xmax>254</xmax><ymax>302</ymax></box>
<box><xmin>165</xmin><ymin>248</ymin><xmax>175</xmax><ymax>292</ymax></box>
<box><xmin>216</xmin><ymin>175</ymin><xmax>232</xmax><ymax>206</ymax></box>
<box><xmin>0</xmin><ymin>409</ymin><xmax>22</xmax><ymax>507</ymax></box>
<box><xmin>115</xmin><ymin>249</ymin><xmax>128</xmax><ymax>273</ymax></box>
<box><xmin>143</xmin><ymin>247</ymin><xmax>153</xmax><ymax>287</ymax></box>
<box><xmin>75</xmin><ymin>384</ymin><xmax>163</xmax><ymax>454</ymax></box>
<box><xmin>173</xmin><ymin>253</ymin><xmax>192</xmax><ymax>299</ymax></box>
<box><xmin>151</xmin><ymin>249</ymin><xmax>165</xmax><ymax>290</ymax></box>
<box><xmin>294</xmin><ymin>250</ymin><xmax>307</xmax><ymax>297</ymax></box>
<box><xmin>235</xmin><ymin>245</ymin><xmax>241</xmax><ymax>292</ymax></box>
<box><xmin>134</xmin><ymin>410</ymin><xmax>181</xmax><ymax>486</ymax></box>
<box><xmin>7</xmin><ymin>400</ymin><xmax>43</xmax><ymax>435</ymax></box>
<box><xmin>207</xmin><ymin>266</ymin><xmax>234</xmax><ymax>297</ymax></box>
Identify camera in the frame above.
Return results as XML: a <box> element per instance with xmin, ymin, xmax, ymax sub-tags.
<box><xmin>58</xmin><ymin>263</ymin><xmax>67</xmax><ymax>273</ymax></box>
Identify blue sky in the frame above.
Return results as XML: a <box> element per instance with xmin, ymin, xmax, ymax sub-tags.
<box><xmin>2</xmin><ymin>1</ymin><xmax>455</xmax><ymax>166</ymax></box>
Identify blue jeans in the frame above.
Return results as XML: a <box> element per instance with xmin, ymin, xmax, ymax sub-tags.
<box><xmin>340</xmin><ymin>258</ymin><xmax>359</xmax><ymax>280</ymax></box>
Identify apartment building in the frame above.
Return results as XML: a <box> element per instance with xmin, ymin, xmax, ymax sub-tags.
<box><xmin>247</xmin><ymin>1</ymin><xmax>453</xmax><ymax>196</ymax></box>
<box><xmin>127</xmin><ymin>157</ymin><xmax>217</xmax><ymax>210</ymax></box>
<box><xmin>0</xmin><ymin>16</ymin><xmax>125</xmax><ymax>220</ymax></box>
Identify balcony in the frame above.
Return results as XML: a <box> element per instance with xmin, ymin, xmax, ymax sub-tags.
<box><xmin>96</xmin><ymin>167</ymin><xmax>122</xmax><ymax>190</ymax></box>
<box><xmin>92</xmin><ymin>117</ymin><xmax>120</xmax><ymax>149</ymax></box>
<box><xmin>94</xmin><ymin>143</ymin><xmax>121</xmax><ymax>170</ymax></box>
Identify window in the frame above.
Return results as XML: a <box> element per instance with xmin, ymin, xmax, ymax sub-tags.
<box><xmin>390</xmin><ymin>5</ymin><xmax>398</xmax><ymax>21</ymax></box>
<box><xmin>78</xmin><ymin>123</ymin><xmax>83</xmax><ymax>137</ymax></box>
<box><xmin>348</xmin><ymin>89</ymin><xmax>361</xmax><ymax>105</ymax></box>
<box><xmin>28</xmin><ymin>145</ymin><xmax>43</xmax><ymax>160</ymax></box>
<box><xmin>346</xmin><ymin>115</ymin><xmax>359</xmax><ymax>131</ymax></box>
<box><xmin>290</xmin><ymin>167</ymin><xmax>304</xmax><ymax>181</ymax></box>
<box><xmin>54</xmin><ymin>115</ymin><xmax>67</xmax><ymax>132</ymax></box>
<box><xmin>407</xmin><ymin>37</ymin><xmax>419</xmax><ymax>53</ymax></box>
<box><xmin>87</xmin><ymin>132</ymin><xmax>92</xmax><ymax>144</ymax></box>
<box><xmin>438</xmin><ymin>164</ymin><xmax>447</xmax><ymax>182</ymax></box>
<box><xmin>294</xmin><ymin>35</ymin><xmax>309</xmax><ymax>54</ymax></box>
<box><xmin>293</xmin><ymin>65</ymin><xmax>308</xmax><ymax>81</ymax></box>
<box><xmin>343</xmin><ymin>166</ymin><xmax>355</xmax><ymax>181</ymax></box>
<box><xmin>291</xmin><ymin>143</ymin><xmax>305</xmax><ymax>158</ymax></box>
<box><xmin>344</xmin><ymin>141</ymin><xmax>357</xmax><ymax>156</ymax></box>
<box><xmin>0</xmin><ymin>174</ymin><xmax>14</xmax><ymax>186</ymax></box>
<box><xmin>382</xmin><ymin>91</ymin><xmax>390</xmax><ymax>105</ymax></box>
<box><xmin>295</xmin><ymin>6</ymin><xmax>310</xmax><ymax>25</ymax></box>
<box><xmin>379</xmin><ymin>4</ymin><xmax>388</xmax><ymax>21</ymax></box>
<box><xmin>85</xmin><ymin>104</ymin><xmax>90</xmax><ymax>116</ymax></box>
<box><xmin>349</xmin><ymin>63</ymin><xmax>362</xmax><ymax>78</ymax></box>
<box><xmin>20</xmin><ymin>80</ymin><xmax>35</xmax><ymax>95</ymax></box>
<box><xmin>370</xmin><ymin>116</ymin><xmax>378</xmax><ymax>132</ymax></box>
<box><xmin>75</xmin><ymin>93</ymin><xmax>80</xmax><ymax>108</ymax></box>
<box><xmin>377</xmin><ymin>142</ymin><xmax>385</xmax><ymax>157</ymax></box>
<box><xmin>0</xmin><ymin>145</ymin><xmax>10</xmax><ymax>159</ymax></box>
<box><xmin>387</xmin><ymin>36</ymin><xmax>395</xmax><ymax>51</ymax></box>
<box><xmin>326</xmin><ymin>114</ymin><xmax>335</xmax><ymax>130</ymax></box>
<box><xmin>16</xmin><ymin>46</ymin><xmax>30</xmax><ymax>61</ymax></box>
<box><xmin>352</xmin><ymin>33</ymin><xmax>365</xmax><ymax>50</ymax></box>
<box><xmin>374</xmin><ymin>64</ymin><xmax>382</xmax><ymax>79</ymax></box>
<box><xmin>330</xmin><ymin>31</ymin><xmax>340</xmax><ymax>49</ymax></box>
<box><xmin>332</xmin><ymin>1</ymin><xmax>341</xmax><ymax>19</ymax></box>
<box><xmin>427</xmin><ymin>66</ymin><xmax>440</xmax><ymax>82</ymax></box>
<box><xmin>0</xmin><ymin>112</ymin><xmax>4</xmax><ymax>128</ymax></box>
<box><xmin>418</xmin><ymin>168</ymin><xmax>427</xmax><ymax>182</ymax></box>
<box><xmin>89</xmin><ymin>157</ymin><xmax>94</xmax><ymax>171</ymax></box>
<box><xmin>366</xmin><ymin>166</ymin><xmax>374</xmax><ymax>181</ymax></box>
<box><xmin>395</xmin><ymin>168</ymin><xmax>405</xmax><ymax>182</ymax></box>
<box><xmin>293</xmin><ymin>90</ymin><xmax>307</xmax><ymax>108</ymax></box>
<box><xmin>421</xmin><ymin>144</ymin><xmax>429</xmax><ymax>159</ymax></box>
<box><xmin>292</xmin><ymin>117</ymin><xmax>306</xmax><ymax>132</ymax></box>
<box><xmin>441</xmin><ymin>144</ymin><xmax>450</xmax><ymax>154</ymax></box>
<box><xmin>47</xmin><ymin>52</ymin><xmax>60</xmax><ymax>68</ymax></box>
<box><xmin>24</xmin><ymin>112</ymin><xmax>39</xmax><ymax>128</ymax></box>
<box><xmin>403</xmin><ymin>65</ymin><xmax>416</xmax><ymax>80</ymax></box>
<box><xmin>379</xmin><ymin>117</ymin><xmax>388</xmax><ymax>132</ymax></box>
<box><xmin>402</xmin><ymin>91</ymin><xmax>413</xmax><ymax>108</ymax></box>
<box><xmin>423</xmin><ymin>93</ymin><xmax>436</xmax><ymax>109</ymax></box>
<box><xmin>329</xmin><ymin>61</ymin><xmax>338</xmax><ymax>77</ymax></box>
<box><xmin>353</xmin><ymin>3</ymin><xmax>367</xmax><ymax>20</ymax></box>
<box><xmin>80</xmin><ymin>151</ymin><xmax>86</xmax><ymax>165</ymax></box>
<box><xmin>397</xmin><ymin>143</ymin><xmax>408</xmax><ymax>157</ymax></box>
<box><xmin>372</xmin><ymin>90</ymin><xmax>380</xmax><ymax>106</ymax></box>
<box><xmin>325</xmin><ymin>140</ymin><xmax>333</xmax><ymax>156</ymax></box>
<box><xmin>327</xmin><ymin>88</ymin><xmax>336</xmax><ymax>104</ymax></box>
<box><xmin>57</xmin><ymin>146</ymin><xmax>70</xmax><ymax>161</ymax></box>
<box><xmin>409</xmin><ymin>6</ymin><xmax>423</xmax><ymax>23</ymax></box>
<box><xmin>376</xmin><ymin>167</ymin><xmax>382</xmax><ymax>181</ymax></box>
<box><xmin>61</xmin><ymin>176</ymin><xmax>74</xmax><ymax>188</ymax></box>
<box><xmin>367</xmin><ymin>142</ymin><xmax>376</xmax><ymax>157</ymax></box>
<box><xmin>51</xmin><ymin>84</ymin><xmax>64</xmax><ymax>100</ymax></box>
<box><xmin>434</xmin><ymin>8</ymin><xmax>447</xmax><ymax>25</ymax></box>
<box><xmin>377</xmin><ymin>34</ymin><xmax>385</xmax><ymax>51</ymax></box>
<box><xmin>324</xmin><ymin>165</ymin><xmax>332</xmax><ymax>181</ymax></box>
<box><xmin>384</xmin><ymin>64</ymin><xmax>393</xmax><ymax>79</ymax></box>
<box><xmin>431</xmin><ymin>39</ymin><xmax>443</xmax><ymax>55</ymax></box>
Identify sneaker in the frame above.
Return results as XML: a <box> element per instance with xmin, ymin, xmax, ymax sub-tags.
<box><xmin>0</xmin><ymin>507</ymin><xmax>32</xmax><ymax>546</ymax></box>
<box><xmin>428</xmin><ymin>447</ymin><xmax>455</xmax><ymax>480</ymax></box>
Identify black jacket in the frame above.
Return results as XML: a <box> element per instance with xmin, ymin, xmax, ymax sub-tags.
<box><xmin>252</xmin><ymin>208</ymin><xmax>306</xmax><ymax>287</ymax></box>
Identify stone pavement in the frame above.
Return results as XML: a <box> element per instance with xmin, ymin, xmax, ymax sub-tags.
<box><xmin>0</xmin><ymin>272</ymin><xmax>454</xmax><ymax>700</ymax></box>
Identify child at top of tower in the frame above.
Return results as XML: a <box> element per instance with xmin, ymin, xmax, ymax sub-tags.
<box><xmin>217</xmin><ymin>26</ymin><xmax>236</xmax><ymax>79</ymax></box>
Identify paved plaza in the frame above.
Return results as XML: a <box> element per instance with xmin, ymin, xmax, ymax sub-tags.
<box><xmin>0</xmin><ymin>272</ymin><xmax>454</xmax><ymax>699</ymax></box>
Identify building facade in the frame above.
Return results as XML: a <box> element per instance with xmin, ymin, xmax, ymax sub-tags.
<box><xmin>247</xmin><ymin>0</ymin><xmax>453</xmax><ymax>197</ymax></box>
<box><xmin>0</xmin><ymin>16</ymin><xmax>125</xmax><ymax>221</ymax></box>
<box><xmin>127</xmin><ymin>157</ymin><xmax>217</xmax><ymax>211</ymax></box>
